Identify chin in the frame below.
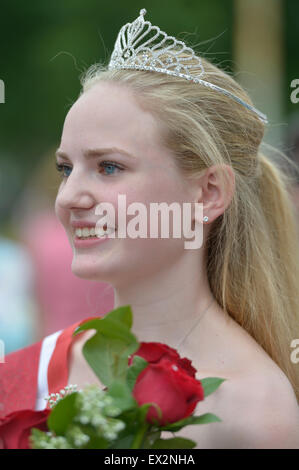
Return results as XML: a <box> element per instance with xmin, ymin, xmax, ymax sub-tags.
<box><xmin>70</xmin><ymin>255</ymin><xmax>121</xmax><ymax>283</ymax></box>
<box><xmin>71</xmin><ymin>265</ymin><xmax>98</xmax><ymax>281</ymax></box>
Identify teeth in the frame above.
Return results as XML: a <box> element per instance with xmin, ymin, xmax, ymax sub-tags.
<box><xmin>95</xmin><ymin>226</ymin><xmax>115</xmax><ymax>238</ymax></box>
<box><xmin>75</xmin><ymin>226</ymin><xmax>115</xmax><ymax>238</ymax></box>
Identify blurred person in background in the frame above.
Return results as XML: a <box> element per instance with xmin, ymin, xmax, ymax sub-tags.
<box><xmin>0</xmin><ymin>236</ymin><xmax>38</xmax><ymax>354</ymax></box>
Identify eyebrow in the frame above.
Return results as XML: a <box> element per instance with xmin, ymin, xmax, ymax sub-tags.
<box><xmin>55</xmin><ymin>147</ymin><xmax>137</xmax><ymax>160</ymax></box>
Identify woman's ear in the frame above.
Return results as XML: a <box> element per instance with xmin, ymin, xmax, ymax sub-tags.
<box><xmin>193</xmin><ymin>164</ymin><xmax>235</xmax><ymax>224</ymax></box>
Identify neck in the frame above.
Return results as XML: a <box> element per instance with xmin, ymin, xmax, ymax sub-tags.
<box><xmin>113</xmin><ymin>254</ymin><xmax>216</xmax><ymax>350</ymax></box>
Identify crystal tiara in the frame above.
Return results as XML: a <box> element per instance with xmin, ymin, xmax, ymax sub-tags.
<box><xmin>108</xmin><ymin>8</ymin><xmax>268</xmax><ymax>124</ymax></box>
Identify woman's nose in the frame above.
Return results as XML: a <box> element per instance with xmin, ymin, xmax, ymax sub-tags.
<box><xmin>56</xmin><ymin>176</ymin><xmax>96</xmax><ymax>210</ymax></box>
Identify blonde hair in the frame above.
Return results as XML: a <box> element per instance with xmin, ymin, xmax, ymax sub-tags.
<box><xmin>79</xmin><ymin>50</ymin><xmax>299</xmax><ymax>402</ymax></box>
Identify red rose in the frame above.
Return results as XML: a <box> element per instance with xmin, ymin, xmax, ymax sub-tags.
<box><xmin>129</xmin><ymin>343</ymin><xmax>204</xmax><ymax>426</ymax></box>
<box><xmin>0</xmin><ymin>409</ymin><xmax>50</xmax><ymax>449</ymax></box>
<box><xmin>129</xmin><ymin>342</ymin><xmax>197</xmax><ymax>377</ymax></box>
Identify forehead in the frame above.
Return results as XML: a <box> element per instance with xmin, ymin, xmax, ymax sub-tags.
<box><xmin>61</xmin><ymin>82</ymin><xmax>165</xmax><ymax>162</ymax></box>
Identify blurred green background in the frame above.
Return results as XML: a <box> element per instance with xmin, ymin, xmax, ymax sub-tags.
<box><xmin>0</xmin><ymin>0</ymin><xmax>298</xmax><ymax>230</ymax></box>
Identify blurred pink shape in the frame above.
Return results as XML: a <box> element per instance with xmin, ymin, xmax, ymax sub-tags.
<box><xmin>22</xmin><ymin>211</ymin><xmax>114</xmax><ymax>337</ymax></box>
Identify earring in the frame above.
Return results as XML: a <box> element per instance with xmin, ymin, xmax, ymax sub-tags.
<box><xmin>203</xmin><ymin>216</ymin><xmax>209</xmax><ymax>223</ymax></box>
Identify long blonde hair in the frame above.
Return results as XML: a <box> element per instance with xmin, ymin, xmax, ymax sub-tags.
<box><xmin>79</xmin><ymin>51</ymin><xmax>299</xmax><ymax>402</ymax></box>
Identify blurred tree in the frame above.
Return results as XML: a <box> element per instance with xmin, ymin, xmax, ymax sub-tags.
<box><xmin>285</xmin><ymin>0</ymin><xmax>299</xmax><ymax>115</ymax></box>
<box><xmin>234</xmin><ymin>0</ymin><xmax>284</xmax><ymax>147</ymax></box>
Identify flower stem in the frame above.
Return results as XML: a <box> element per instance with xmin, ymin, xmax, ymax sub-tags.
<box><xmin>130</xmin><ymin>422</ymin><xmax>150</xmax><ymax>449</ymax></box>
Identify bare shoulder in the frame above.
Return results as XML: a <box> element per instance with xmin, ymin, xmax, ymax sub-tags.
<box><xmin>172</xmin><ymin>364</ymin><xmax>299</xmax><ymax>449</ymax></box>
<box><xmin>169</xmin><ymin>310</ymin><xmax>299</xmax><ymax>448</ymax></box>
<box><xmin>226</xmin><ymin>368</ymin><xmax>299</xmax><ymax>448</ymax></box>
<box><xmin>223</xmin><ymin>316</ymin><xmax>299</xmax><ymax>448</ymax></box>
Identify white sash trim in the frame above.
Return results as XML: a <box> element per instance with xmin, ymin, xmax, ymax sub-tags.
<box><xmin>34</xmin><ymin>330</ymin><xmax>62</xmax><ymax>411</ymax></box>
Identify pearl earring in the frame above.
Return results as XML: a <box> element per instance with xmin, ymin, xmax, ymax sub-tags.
<box><xmin>203</xmin><ymin>216</ymin><xmax>209</xmax><ymax>223</ymax></box>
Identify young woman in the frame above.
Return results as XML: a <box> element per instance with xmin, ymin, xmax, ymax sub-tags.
<box><xmin>1</xmin><ymin>9</ymin><xmax>299</xmax><ymax>449</ymax></box>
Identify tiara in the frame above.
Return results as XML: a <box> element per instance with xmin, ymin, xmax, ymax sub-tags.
<box><xmin>108</xmin><ymin>8</ymin><xmax>268</xmax><ymax>124</ymax></box>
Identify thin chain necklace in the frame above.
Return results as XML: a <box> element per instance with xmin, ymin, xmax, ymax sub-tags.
<box><xmin>175</xmin><ymin>297</ymin><xmax>216</xmax><ymax>351</ymax></box>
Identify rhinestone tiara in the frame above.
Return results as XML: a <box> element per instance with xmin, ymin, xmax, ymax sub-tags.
<box><xmin>108</xmin><ymin>8</ymin><xmax>268</xmax><ymax>124</ymax></box>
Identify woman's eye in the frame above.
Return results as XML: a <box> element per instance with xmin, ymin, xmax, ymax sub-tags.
<box><xmin>55</xmin><ymin>162</ymin><xmax>72</xmax><ymax>178</ymax></box>
<box><xmin>55</xmin><ymin>160</ymin><xmax>124</xmax><ymax>178</ymax></box>
<box><xmin>98</xmin><ymin>161</ymin><xmax>124</xmax><ymax>176</ymax></box>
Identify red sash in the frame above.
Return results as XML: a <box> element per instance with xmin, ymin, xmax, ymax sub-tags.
<box><xmin>0</xmin><ymin>316</ymin><xmax>100</xmax><ymax>448</ymax></box>
<box><xmin>47</xmin><ymin>316</ymin><xmax>98</xmax><ymax>401</ymax></box>
<box><xmin>0</xmin><ymin>316</ymin><xmax>99</xmax><ymax>419</ymax></box>
<box><xmin>0</xmin><ymin>340</ymin><xmax>43</xmax><ymax>421</ymax></box>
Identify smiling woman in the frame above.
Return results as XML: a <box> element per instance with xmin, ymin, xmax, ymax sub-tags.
<box><xmin>1</xmin><ymin>8</ymin><xmax>299</xmax><ymax>449</ymax></box>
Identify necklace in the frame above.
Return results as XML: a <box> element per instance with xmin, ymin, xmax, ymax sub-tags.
<box><xmin>175</xmin><ymin>297</ymin><xmax>216</xmax><ymax>351</ymax></box>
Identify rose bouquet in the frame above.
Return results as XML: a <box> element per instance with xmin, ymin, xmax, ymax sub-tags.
<box><xmin>29</xmin><ymin>306</ymin><xmax>225</xmax><ymax>449</ymax></box>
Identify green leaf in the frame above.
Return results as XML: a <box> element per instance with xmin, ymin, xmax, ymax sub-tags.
<box><xmin>104</xmin><ymin>305</ymin><xmax>134</xmax><ymax>329</ymax></box>
<box><xmin>109</xmin><ymin>434</ymin><xmax>135</xmax><ymax>449</ymax></box>
<box><xmin>150</xmin><ymin>437</ymin><xmax>196</xmax><ymax>449</ymax></box>
<box><xmin>142</xmin><ymin>429</ymin><xmax>161</xmax><ymax>449</ymax></box>
<box><xmin>74</xmin><ymin>305</ymin><xmax>134</xmax><ymax>339</ymax></box>
<box><xmin>106</xmin><ymin>381</ymin><xmax>137</xmax><ymax>413</ymax></box>
<box><xmin>190</xmin><ymin>412</ymin><xmax>221</xmax><ymax>424</ymax></box>
<box><xmin>75</xmin><ymin>317</ymin><xmax>136</xmax><ymax>344</ymax></box>
<box><xmin>126</xmin><ymin>355</ymin><xmax>148</xmax><ymax>392</ymax></box>
<box><xmin>47</xmin><ymin>393</ymin><xmax>78</xmax><ymax>435</ymax></box>
<box><xmin>159</xmin><ymin>413</ymin><xmax>221</xmax><ymax>432</ymax></box>
<box><xmin>108</xmin><ymin>409</ymin><xmax>140</xmax><ymax>449</ymax></box>
<box><xmin>81</xmin><ymin>332</ymin><xmax>139</xmax><ymax>387</ymax></box>
<box><xmin>201</xmin><ymin>377</ymin><xmax>226</xmax><ymax>397</ymax></box>
<box><xmin>85</xmin><ymin>435</ymin><xmax>110</xmax><ymax>449</ymax></box>
<box><xmin>72</xmin><ymin>306</ymin><xmax>141</xmax><ymax>387</ymax></box>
